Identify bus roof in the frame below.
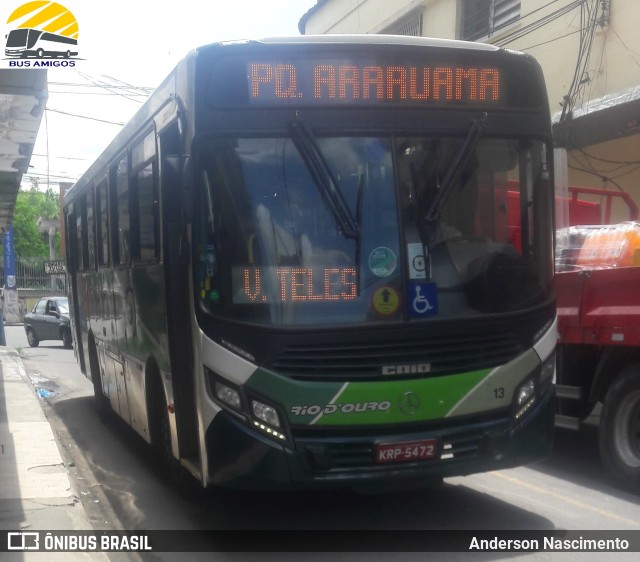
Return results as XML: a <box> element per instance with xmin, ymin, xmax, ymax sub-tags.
<box><xmin>212</xmin><ymin>34</ymin><xmax>501</xmax><ymax>53</ymax></box>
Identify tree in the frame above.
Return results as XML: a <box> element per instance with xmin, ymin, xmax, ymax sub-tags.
<box><xmin>11</xmin><ymin>180</ymin><xmax>61</xmax><ymax>259</ymax></box>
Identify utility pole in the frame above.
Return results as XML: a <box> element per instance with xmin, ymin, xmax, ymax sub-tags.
<box><xmin>37</xmin><ymin>216</ymin><xmax>60</xmax><ymax>290</ymax></box>
<box><xmin>59</xmin><ymin>182</ymin><xmax>73</xmax><ymax>259</ymax></box>
<box><xmin>2</xmin><ymin>224</ymin><xmax>19</xmax><ymax>329</ymax></box>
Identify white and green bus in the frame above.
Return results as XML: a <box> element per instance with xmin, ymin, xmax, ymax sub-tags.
<box><xmin>64</xmin><ymin>36</ymin><xmax>556</xmax><ymax>491</ymax></box>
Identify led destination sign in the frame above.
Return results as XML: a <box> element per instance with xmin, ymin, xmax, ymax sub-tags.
<box><xmin>233</xmin><ymin>266</ymin><xmax>357</xmax><ymax>304</ymax></box>
<box><xmin>248</xmin><ymin>60</ymin><xmax>502</xmax><ymax>106</ymax></box>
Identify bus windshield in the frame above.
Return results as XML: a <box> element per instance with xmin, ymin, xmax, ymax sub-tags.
<box><xmin>196</xmin><ymin>134</ymin><xmax>552</xmax><ymax>326</ymax></box>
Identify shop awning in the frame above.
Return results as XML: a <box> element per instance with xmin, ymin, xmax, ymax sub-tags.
<box><xmin>553</xmin><ymin>85</ymin><xmax>640</xmax><ymax>149</ymax></box>
<box><xmin>0</xmin><ymin>69</ymin><xmax>47</xmax><ymax>231</ymax></box>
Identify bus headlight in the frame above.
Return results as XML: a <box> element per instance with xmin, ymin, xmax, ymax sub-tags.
<box><xmin>252</xmin><ymin>400</ymin><xmax>281</xmax><ymax>428</ymax></box>
<box><xmin>251</xmin><ymin>400</ymin><xmax>286</xmax><ymax>441</ymax></box>
<box><xmin>513</xmin><ymin>354</ymin><xmax>555</xmax><ymax>422</ymax></box>
<box><xmin>540</xmin><ymin>353</ymin><xmax>555</xmax><ymax>384</ymax></box>
<box><xmin>514</xmin><ymin>379</ymin><xmax>536</xmax><ymax>420</ymax></box>
<box><xmin>214</xmin><ymin>380</ymin><xmax>242</xmax><ymax>411</ymax></box>
<box><xmin>517</xmin><ymin>379</ymin><xmax>535</xmax><ymax>405</ymax></box>
<box><xmin>206</xmin><ymin>368</ymin><xmax>288</xmax><ymax>442</ymax></box>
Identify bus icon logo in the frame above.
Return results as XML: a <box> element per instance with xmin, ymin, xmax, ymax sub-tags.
<box><xmin>7</xmin><ymin>531</ymin><xmax>40</xmax><ymax>550</ymax></box>
<box><xmin>5</xmin><ymin>2</ymin><xmax>79</xmax><ymax>60</ymax></box>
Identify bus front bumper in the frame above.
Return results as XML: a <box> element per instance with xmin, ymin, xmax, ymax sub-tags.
<box><xmin>205</xmin><ymin>385</ymin><xmax>555</xmax><ymax>491</ymax></box>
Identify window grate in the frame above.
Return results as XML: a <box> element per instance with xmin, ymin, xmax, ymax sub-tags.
<box><xmin>462</xmin><ymin>0</ymin><xmax>520</xmax><ymax>41</ymax></box>
<box><xmin>381</xmin><ymin>10</ymin><xmax>423</xmax><ymax>37</ymax></box>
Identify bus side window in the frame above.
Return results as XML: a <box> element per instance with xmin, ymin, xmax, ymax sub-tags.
<box><xmin>131</xmin><ymin>131</ymin><xmax>158</xmax><ymax>262</ymax></box>
<box><xmin>76</xmin><ymin>195</ymin><xmax>87</xmax><ymax>271</ymax></box>
<box><xmin>115</xmin><ymin>154</ymin><xmax>130</xmax><ymax>265</ymax></box>
<box><xmin>64</xmin><ymin>206</ymin><xmax>76</xmax><ymax>273</ymax></box>
<box><xmin>96</xmin><ymin>178</ymin><xmax>110</xmax><ymax>266</ymax></box>
<box><xmin>87</xmin><ymin>186</ymin><xmax>96</xmax><ymax>270</ymax></box>
<box><xmin>136</xmin><ymin>161</ymin><xmax>158</xmax><ymax>261</ymax></box>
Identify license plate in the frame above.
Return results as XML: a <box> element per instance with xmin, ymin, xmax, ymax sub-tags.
<box><xmin>376</xmin><ymin>439</ymin><xmax>437</xmax><ymax>464</ymax></box>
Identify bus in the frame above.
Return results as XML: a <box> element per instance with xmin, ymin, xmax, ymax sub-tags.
<box><xmin>5</xmin><ymin>28</ymin><xmax>77</xmax><ymax>58</ymax></box>
<box><xmin>64</xmin><ymin>36</ymin><xmax>556</xmax><ymax>492</ymax></box>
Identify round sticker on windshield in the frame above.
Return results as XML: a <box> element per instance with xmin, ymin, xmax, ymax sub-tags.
<box><xmin>369</xmin><ymin>247</ymin><xmax>397</xmax><ymax>277</ymax></box>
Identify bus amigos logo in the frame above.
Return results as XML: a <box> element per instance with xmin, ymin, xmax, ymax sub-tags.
<box><xmin>4</xmin><ymin>1</ymin><xmax>79</xmax><ymax>67</ymax></box>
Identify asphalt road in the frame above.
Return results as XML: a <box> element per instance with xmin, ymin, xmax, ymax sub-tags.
<box><xmin>5</xmin><ymin>325</ymin><xmax>640</xmax><ymax>560</ymax></box>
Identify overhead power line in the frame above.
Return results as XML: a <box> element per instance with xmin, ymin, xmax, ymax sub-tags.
<box><xmin>23</xmin><ymin>172</ymin><xmax>81</xmax><ymax>184</ymax></box>
<box><xmin>45</xmin><ymin>107</ymin><xmax>125</xmax><ymax>126</ymax></box>
<box><xmin>517</xmin><ymin>26</ymin><xmax>584</xmax><ymax>51</ymax></box>
<box><xmin>493</xmin><ymin>0</ymin><xmax>586</xmax><ymax>47</ymax></box>
<box><xmin>49</xmin><ymin>80</ymin><xmax>153</xmax><ymax>92</ymax></box>
<box><xmin>559</xmin><ymin>0</ymin><xmax>600</xmax><ymax>121</ymax></box>
<box><xmin>489</xmin><ymin>0</ymin><xmax>565</xmax><ymax>39</ymax></box>
<box><xmin>32</xmin><ymin>153</ymin><xmax>88</xmax><ymax>161</ymax></box>
<box><xmin>48</xmin><ymin>88</ymin><xmax>150</xmax><ymax>97</ymax></box>
<box><xmin>76</xmin><ymin>71</ymin><xmax>148</xmax><ymax>105</ymax></box>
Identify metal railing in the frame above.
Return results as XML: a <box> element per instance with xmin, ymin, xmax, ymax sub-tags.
<box><xmin>0</xmin><ymin>258</ymin><xmax>67</xmax><ymax>294</ymax></box>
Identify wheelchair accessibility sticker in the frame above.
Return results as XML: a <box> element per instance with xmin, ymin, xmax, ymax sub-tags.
<box><xmin>408</xmin><ymin>282</ymin><xmax>438</xmax><ymax>318</ymax></box>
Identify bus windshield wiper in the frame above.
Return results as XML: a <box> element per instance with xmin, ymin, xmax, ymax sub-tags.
<box><xmin>288</xmin><ymin>117</ymin><xmax>359</xmax><ymax>239</ymax></box>
<box><xmin>424</xmin><ymin>112</ymin><xmax>488</xmax><ymax>228</ymax></box>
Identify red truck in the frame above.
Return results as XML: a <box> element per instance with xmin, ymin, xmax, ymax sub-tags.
<box><xmin>555</xmin><ymin>186</ymin><xmax>640</xmax><ymax>492</ymax></box>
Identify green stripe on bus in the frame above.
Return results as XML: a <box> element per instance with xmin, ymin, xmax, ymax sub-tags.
<box><xmin>247</xmin><ymin>368</ymin><xmax>491</xmax><ymax>426</ymax></box>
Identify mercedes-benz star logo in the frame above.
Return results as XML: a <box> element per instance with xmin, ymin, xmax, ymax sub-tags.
<box><xmin>398</xmin><ymin>391</ymin><xmax>421</xmax><ymax>416</ymax></box>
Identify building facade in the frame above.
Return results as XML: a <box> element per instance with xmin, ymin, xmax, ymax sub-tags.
<box><xmin>299</xmin><ymin>1</ymin><xmax>640</xmax><ymax>222</ymax></box>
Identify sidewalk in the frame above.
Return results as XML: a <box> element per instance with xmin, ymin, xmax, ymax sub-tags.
<box><xmin>0</xmin><ymin>347</ymin><xmax>103</xmax><ymax>559</ymax></box>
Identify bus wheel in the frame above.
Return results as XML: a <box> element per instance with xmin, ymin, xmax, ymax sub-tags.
<box><xmin>36</xmin><ymin>48</ymin><xmax>44</xmax><ymax>58</ymax></box>
<box><xmin>89</xmin><ymin>340</ymin><xmax>110</xmax><ymax>419</ymax></box>
<box><xmin>150</xmin><ymin>382</ymin><xmax>197</xmax><ymax>495</ymax></box>
<box><xmin>599</xmin><ymin>365</ymin><xmax>640</xmax><ymax>492</ymax></box>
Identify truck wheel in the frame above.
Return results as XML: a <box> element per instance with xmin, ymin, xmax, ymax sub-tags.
<box><xmin>599</xmin><ymin>366</ymin><xmax>640</xmax><ymax>492</ymax></box>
